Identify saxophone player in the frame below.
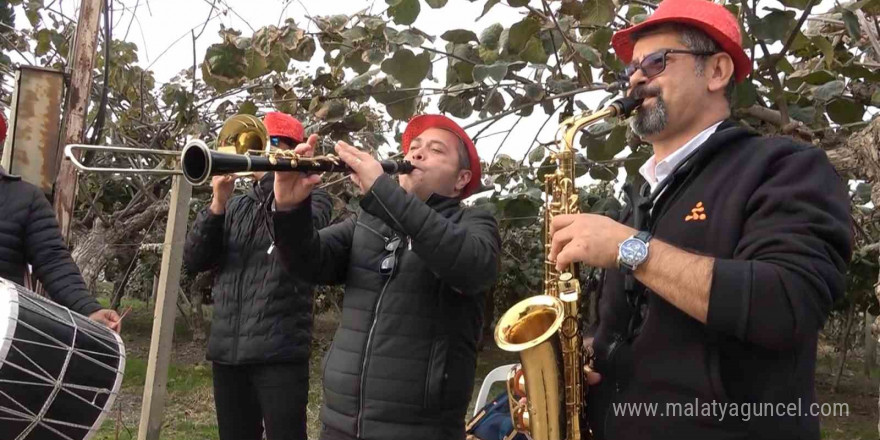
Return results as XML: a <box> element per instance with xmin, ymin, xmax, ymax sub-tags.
<box><xmin>548</xmin><ymin>0</ymin><xmax>853</xmax><ymax>439</ymax></box>
<box><xmin>270</xmin><ymin>115</ymin><xmax>501</xmax><ymax>440</ymax></box>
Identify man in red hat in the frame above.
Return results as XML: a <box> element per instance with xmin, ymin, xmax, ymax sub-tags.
<box><xmin>545</xmin><ymin>0</ymin><xmax>852</xmax><ymax>439</ymax></box>
<box><xmin>270</xmin><ymin>115</ymin><xmax>500</xmax><ymax>440</ymax></box>
<box><xmin>184</xmin><ymin>111</ymin><xmax>332</xmax><ymax>440</ymax></box>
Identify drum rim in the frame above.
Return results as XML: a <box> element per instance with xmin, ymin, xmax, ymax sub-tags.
<box><xmin>86</xmin><ymin>315</ymin><xmax>126</xmax><ymax>439</ymax></box>
<box><xmin>0</xmin><ymin>277</ymin><xmax>21</xmax><ymax>375</ymax></box>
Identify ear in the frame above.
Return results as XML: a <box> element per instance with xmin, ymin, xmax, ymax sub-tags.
<box><xmin>455</xmin><ymin>169</ymin><xmax>472</xmax><ymax>193</ymax></box>
<box><xmin>706</xmin><ymin>52</ymin><xmax>735</xmax><ymax>94</ymax></box>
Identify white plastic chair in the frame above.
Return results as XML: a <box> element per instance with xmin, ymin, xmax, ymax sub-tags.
<box><xmin>473</xmin><ymin>363</ymin><xmax>519</xmax><ymax>417</ymax></box>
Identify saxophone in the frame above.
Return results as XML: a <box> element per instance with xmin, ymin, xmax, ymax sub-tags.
<box><xmin>494</xmin><ymin>96</ymin><xmax>642</xmax><ymax>440</ymax></box>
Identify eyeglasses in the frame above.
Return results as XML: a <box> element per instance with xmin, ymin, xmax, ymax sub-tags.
<box><xmin>380</xmin><ymin>236</ymin><xmax>402</xmax><ymax>275</ymax></box>
<box><xmin>624</xmin><ymin>49</ymin><xmax>718</xmax><ymax>79</ymax></box>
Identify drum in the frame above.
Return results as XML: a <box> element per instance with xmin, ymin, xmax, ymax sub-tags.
<box><xmin>0</xmin><ymin>277</ymin><xmax>125</xmax><ymax>440</ymax></box>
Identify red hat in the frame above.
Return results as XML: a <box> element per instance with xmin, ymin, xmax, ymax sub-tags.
<box><xmin>263</xmin><ymin>112</ymin><xmax>304</xmax><ymax>142</ymax></box>
<box><xmin>402</xmin><ymin>114</ymin><xmax>482</xmax><ymax>199</ymax></box>
<box><xmin>0</xmin><ymin>113</ymin><xmax>7</xmax><ymax>146</ymax></box>
<box><xmin>611</xmin><ymin>0</ymin><xmax>752</xmax><ymax>83</ymax></box>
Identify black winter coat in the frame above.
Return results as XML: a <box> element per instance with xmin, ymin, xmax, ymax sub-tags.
<box><xmin>0</xmin><ymin>167</ymin><xmax>102</xmax><ymax>316</ymax></box>
<box><xmin>272</xmin><ymin>174</ymin><xmax>501</xmax><ymax>440</ymax></box>
<box><xmin>183</xmin><ymin>173</ymin><xmax>332</xmax><ymax>364</ymax></box>
<box><xmin>587</xmin><ymin>121</ymin><xmax>853</xmax><ymax>440</ymax></box>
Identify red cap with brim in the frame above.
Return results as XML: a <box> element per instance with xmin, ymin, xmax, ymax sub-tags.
<box><xmin>0</xmin><ymin>113</ymin><xmax>7</xmax><ymax>146</ymax></box>
<box><xmin>611</xmin><ymin>0</ymin><xmax>752</xmax><ymax>83</ymax></box>
<box><xmin>402</xmin><ymin>114</ymin><xmax>482</xmax><ymax>199</ymax></box>
<box><xmin>264</xmin><ymin>112</ymin><xmax>305</xmax><ymax>143</ymax></box>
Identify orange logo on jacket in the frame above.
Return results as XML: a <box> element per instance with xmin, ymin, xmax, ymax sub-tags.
<box><xmin>685</xmin><ymin>202</ymin><xmax>707</xmax><ymax>221</ymax></box>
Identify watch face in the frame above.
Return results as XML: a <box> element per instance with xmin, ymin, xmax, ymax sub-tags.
<box><xmin>620</xmin><ymin>238</ymin><xmax>648</xmax><ymax>264</ymax></box>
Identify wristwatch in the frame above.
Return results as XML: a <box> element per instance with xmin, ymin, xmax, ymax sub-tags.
<box><xmin>617</xmin><ymin>231</ymin><xmax>653</xmax><ymax>274</ymax></box>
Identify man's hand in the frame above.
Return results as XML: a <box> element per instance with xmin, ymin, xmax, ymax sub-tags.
<box><xmin>333</xmin><ymin>141</ymin><xmax>384</xmax><ymax>194</ymax></box>
<box><xmin>548</xmin><ymin>213</ymin><xmax>636</xmax><ymax>271</ymax></box>
<box><xmin>89</xmin><ymin>309</ymin><xmax>121</xmax><ymax>333</ymax></box>
<box><xmin>209</xmin><ymin>175</ymin><xmax>236</xmax><ymax>214</ymax></box>
<box><xmin>274</xmin><ymin>134</ymin><xmax>323</xmax><ymax>211</ymax></box>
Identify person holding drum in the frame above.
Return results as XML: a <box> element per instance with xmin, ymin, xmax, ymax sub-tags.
<box><xmin>0</xmin><ymin>114</ymin><xmax>120</xmax><ymax>332</ymax></box>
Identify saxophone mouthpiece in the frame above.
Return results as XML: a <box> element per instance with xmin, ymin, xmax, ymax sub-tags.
<box><xmin>610</xmin><ymin>96</ymin><xmax>644</xmax><ymax>118</ymax></box>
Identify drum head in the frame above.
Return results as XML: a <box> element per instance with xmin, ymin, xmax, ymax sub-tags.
<box><xmin>0</xmin><ymin>279</ymin><xmax>19</xmax><ymax>371</ymax></box>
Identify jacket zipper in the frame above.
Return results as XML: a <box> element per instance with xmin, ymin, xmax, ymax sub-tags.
<box><xmin>356</xmin><ymin>235</ymin><xmax>404</xmax><ymax>438</ymax></box>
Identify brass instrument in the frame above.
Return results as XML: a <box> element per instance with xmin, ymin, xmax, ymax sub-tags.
<box><xmin>494</xmin><ymin>96</ymin><xmax>642</xmax><ymax>440</ymax></box>
<box><xmin>65</xmin><ymin>114</ymin><xmax>413</xmax><ymax>185</ymax></box>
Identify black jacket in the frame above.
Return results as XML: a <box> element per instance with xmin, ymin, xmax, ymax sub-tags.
<box><xmin>272</xmin><ymin>174</ymin><xmax>501</xmax><ymax>440</ymax></box>
<box><xmin>183</xmin><ymin>173</ymin><xmax>332</xmax><ymax>365</ymax></box>
<box><xmin>587</xmin><ymin>121</ymin><xmax>853</xmax><ymax>440</ymax></box>
<box><xmin>0</xmin><ymin>167</ymin><xmax>101</xmax><ymax>316</ymax></box>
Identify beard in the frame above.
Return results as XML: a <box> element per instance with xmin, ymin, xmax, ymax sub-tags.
<box><xmin>630</xmin><ymin>85</ymin><xmax>668</xmax><ymax>138</ymax></box>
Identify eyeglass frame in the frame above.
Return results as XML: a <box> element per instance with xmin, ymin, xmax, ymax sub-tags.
<box><xmin>623</xmin><ymin>48</ymin><xmax>718</xmax><ymax>79</ymax></box>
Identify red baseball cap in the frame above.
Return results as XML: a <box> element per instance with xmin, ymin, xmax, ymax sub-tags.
<box><xmin>0</xmin><ymin>113</ymin><xmax>7</xmax><ymax>146</ymax></box>
<box><xmin>402</xmin><ymin>114</ymin><xmax>482</xmax><ymax>199</ymax></box>
<box><xmin>611</xmin><ymin>0</ymin><xmax>752</xmax><ymax>83</ymax></box>
<box><xmin>263</xmin><ymin>112</ymin><xmax>304</xmax><ymax>143</ymax></box>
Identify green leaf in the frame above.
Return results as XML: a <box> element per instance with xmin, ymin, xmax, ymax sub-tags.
<box><xmin>582</xmin><ymin>0</ymin><xmax>615</xmax><ymax>26</ymax></box>
<box><xmin>752</xmin><ymin>9</ymin><xmax>796</xmax><ymax>43</ymax></box>
<box><xmin>239</xmin><ymin>101</ymin><xmax>257</xmax><ymax>115</ymax></box>
<box><xmin>481</xmin><ymin>24</ymin><xmax>504</xmax><ymax>50</ymax></box>
<box><xmin>519</xmin><ymin>36</ymin><xmax>548</xmax><ymax>64</ymax></box>
<box><xmin>872</xmin><ymin>89</ymin><xmax>880</xmax><ymax>107</ymax></box>
<box><xmin>528</xmin><ymin>145</ymin><xmax>545</xmax><ymax>163</ymax></box>
<box><xmin>508</xmin><ymin>0</ymin><xmax>530</xmax><ymax>6</ymax></box>
<box><xmin>788</xmin><ymin>104</ymin><xmax>816</xmax><ymax>123</ymax></box>
<box><xmin>571</xmin><ymin>43</ymin><xmax>601</xmax><ymax>68</ymax></box>
<box><xmin>381</xmin><ymin>49</ymin><xmax>431</xmax><ymax>87</ymax></box>
<box><xmin>840</xmin><ymin>9</ymin><xmax>861</xmax><ymax>40</ymax></box>
<box><xmin>35</xmin><ymin>29</ymin><xmax>52</xmax><ymax>57</ymax></box>
<box><xmin>483</xmin><ymin>90</ymin><xmax>506</xmax><ymax>115</ymax></box>
<box><xmin>388</xmin><ymin>0</ymin><xmax>420</xmax><ymax>25</ymax></box>
<box><xmin>501</xmin><ymin>196</ymin><xmax>541</xmax><ymax>227</ymax></box>
<box><xmin>479</xmin><ymin>0</ymin><xmax>501</xmax><ymax>20</ymax></box>
<box><xmin>386</xmin><ymin>28</ymin><xmax>426</xmax><ymax>46</ymax></box>
<box><xmin>787</xmin><ymin>69</ymin><xmax>835</xmax><ymax>88</ymax></box>
<box><xmin>473</xmin><ymin>63</ymin><xmax>509</xmax><ymax>82</ymax></box>
<box><xmin>201</xmin><ymin>43</ymin><xmax>247</xmax><ymax>93</ymax></box>
<box><xmin>588</xmin><ymin>28</ymin><xmax>613</xmax><ymax>52</ymax></box>
<box><xmin>778</xmin><ymin>0</ymin><xmax>810</xmax><ymax>9</ymax></box>
<box><xmin>508</xmin><ymin>16</ymin><xmax>541</xmax><ymax>53</ymax></box>
<box><xmin>345</xmin><ymin>69</ymin><xmax>379</xmax><ymax>90</ymax></box>
<box><xmin>810</xmin><ymin>36</ymin><xmax>834</xmax><ymax>69</ymax></box>
<box><xmin>826</xmin><ymin>98</ymin><xmax>864</xmax><ymax>124</ymax></box>
<box><xmin>342</xmin><ymin>26</ymin><xmax>370</xmax><ymax>42</ymax></box>
<box><xmin>426</xmin><ymin>0</ymin><xmax>448</xmax><ymax>7</ymax></box>
<box><xmin>441</xmin><ymin>29</ymin><xmax>479</xmax><ymax>44</ymax></box>
<box><xmin>732</xmin><ymin>81</ymin><xmax>758</xmax><ymax>108</ymax></box>
<box><xmin>438</xmin><ymin>95</ymin><xmax>474</xmax><ymax>118</ymax></box>
<box><xmin>812</xmin><ymin>80</ymin><xmax>845</xmax><ymax>102</ymax></box>
<box><xmin>315</xmin><ymin>100</ymin><xmax>347</xmax><ymax>122</ymax></box>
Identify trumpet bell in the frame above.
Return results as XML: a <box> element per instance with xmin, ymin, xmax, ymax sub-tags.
<box><xmin>216</xmin><ymin>114</ymin><xmax>268</xmax><ymax>155</ymax></box>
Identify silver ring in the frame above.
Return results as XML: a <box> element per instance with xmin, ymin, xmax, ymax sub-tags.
<box><xmin>355</xmin><ymin>158</ymin><xmax>362</xmax><ymax>164</ymax></box>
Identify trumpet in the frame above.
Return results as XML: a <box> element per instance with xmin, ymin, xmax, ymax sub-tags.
<box><xmin>64</xmin><ymin>114</ymin><xmax>414</xmax><ymax>185</ymax></box>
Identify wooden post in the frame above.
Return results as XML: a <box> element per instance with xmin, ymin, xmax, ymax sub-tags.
<box><xmin>137</xmin><ymin>176</ymin><xmax>192</xmax><ymax>440</ymax></box>
<box><xmin>52</xmin><ymin>0</ymin><xmax>104</xmax><ymax>243</ymax></box>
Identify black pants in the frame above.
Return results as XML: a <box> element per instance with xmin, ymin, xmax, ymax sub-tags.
<box><xmin>212</xmin><ymin>361</ymin><xmax>310</xmax><ymax>440</ymax></box>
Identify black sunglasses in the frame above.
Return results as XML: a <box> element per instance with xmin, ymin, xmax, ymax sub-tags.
<box><xmin>380</xmin><ymin>236</ymin><xmax>402</xmax><ymax>275</ymax></box>
<box><xmin>624</xmin><ymin>49</ymin><xmax>718</xmax><ymax>79</ymax></box>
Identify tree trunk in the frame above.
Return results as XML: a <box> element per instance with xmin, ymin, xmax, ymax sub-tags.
<box><xmin>71</xmin><ymin>198</ymin><xmax>168</xmax><ymax>289</ymax></box>
<box><xmin>832</xmin><ymin>302</ymin><xmax>857</xmax><ymax>393</ymax></box>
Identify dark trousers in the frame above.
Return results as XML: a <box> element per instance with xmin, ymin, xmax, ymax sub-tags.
<box><xmin>212</xmin><ymin>361</ymin><xmax>310</xmax><ymax>440</ymax></box>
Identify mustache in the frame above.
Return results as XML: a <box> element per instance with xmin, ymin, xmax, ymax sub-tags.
<box><xmin>630</xmin><ymin>85</ymin><xmax>662</xmax><ymax>100</ymax></box>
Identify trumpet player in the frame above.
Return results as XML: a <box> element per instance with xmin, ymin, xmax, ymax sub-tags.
<box><xmin>270</xmin><ymin>115</ymin><xmax>501</xmax><ymax>440</ymax></box>
<box><xmin>183</xmin><ymin>112</ymin><xmax>333</xmax><ymax>440</ymax></box>
<box><xmin>548</xmin><ymin>0</ymin><xmax>853</xmax><ymax>439</ymax></box>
